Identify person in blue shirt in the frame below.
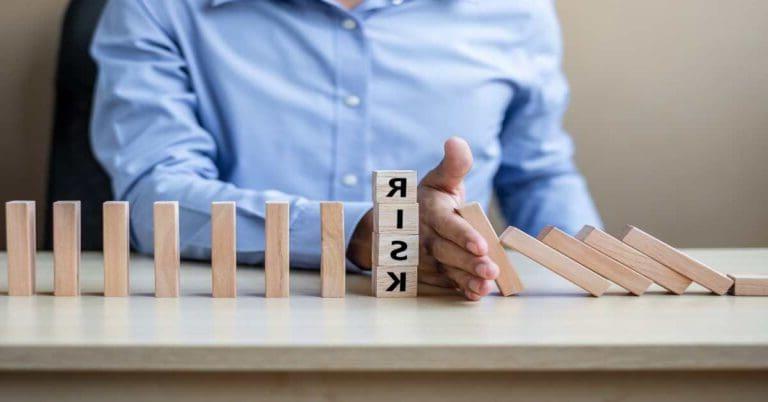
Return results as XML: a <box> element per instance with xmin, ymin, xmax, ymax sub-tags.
<box><xmin>90</xmin><ymin>0</ymin><xmax>601</xmax><ymax>300</ymax></box>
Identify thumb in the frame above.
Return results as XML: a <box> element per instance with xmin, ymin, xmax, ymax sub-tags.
<box><xmin>422</xmin><ymin>137</ymin><xmax>473</xmax><ymax>192</ymax></box>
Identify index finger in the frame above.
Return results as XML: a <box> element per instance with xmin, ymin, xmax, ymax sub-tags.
<box><xmin>425</xmin><ymin>208</ymin><xmax>488</xmax><ymax>256</ymax></box>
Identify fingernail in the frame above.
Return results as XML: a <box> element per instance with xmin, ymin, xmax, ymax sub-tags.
<box><xmin>469</xmin><ymin>278</ymin><xmax>483</xmax><ymax>293</ymax></box>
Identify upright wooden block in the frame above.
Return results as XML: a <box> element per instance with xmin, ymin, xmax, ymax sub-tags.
<box><xmin>103</xmin><ymin>201</ymin><xmax>130</xmax><ymax>297</ymax></box>
<box><xmin>727</xmin><ymin>274</ymin><xmax>768</xmax><ymax>296</ymax></box>
<box><xmin>372</xmin><ymin>170</ymin><xmax>417</xmax><ymax>204</ymax></box>
<box><xmin>576</xmin><ymin>225</ymin><xmax>691</xmax><ymax>294</ymax></box>
<box><xmin>321</xmin><ymin>202</ymin><xmax>345</xmax><ymax>298</ymax></box>
<box><xmin>53</xmin><ymin>201</ymin><xmax>81</xmax><ymax>296</ymax></box>
<box><xmin>539</xmin><ymin>226</ymin><xmax>652</xmax><ymax>296</ymax></box>
<box><xmin>456</xmin><ymin>202</ymin><xmax>524</xmax><ymax>296</ymax></box>
<box><xmin>265</xmin><ymin>201</ymin><xmax>290</xmax><ymax>298</ymax></box>
<box><xmin>373</xmin><ymin>203</ymin><xmax>419</xmax><ymax>234</ymax></box>
<box><xmin>154</xmin><ymin>201</ymin><xmax>180</xmax><ymax>298</ymax></box>
<box><xmin>5</xmin><ymin>201</ymin><xmax>36</xmax><ymax>296</ymax></box>
<box><xmin>372</xmin><ymin>265</ymin><xmax>418</xmax><ymax>297</ymax></box>
<box><xmin>499</xmin><ymin>226</ymin><xmax>610</xmax><ymax>297</ymax></box>
<box><xmin>211</xmin><ymin>202</ymin><xmax>237</xmax><ymax>298</ymax></box>
<box><xmin>621</xmin><ymin>225</ymin><xmax>733</xmax><ymax>295</ymax></box>
<box><xmin>372</xmin><ymin>233</ymin><xmax>419</xmax><ymax>267</ymax></box>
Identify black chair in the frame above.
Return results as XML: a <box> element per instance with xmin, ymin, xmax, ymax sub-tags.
<box><xmin>45</xmin><ymin>0</ymin><xmax>110</xmax><ymax>250</ymax></box>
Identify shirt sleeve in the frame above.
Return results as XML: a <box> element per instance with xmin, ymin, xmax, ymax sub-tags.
<box><xmin>89</xmin><ymin>0</ymin><xmax>371</xmax><ymax>268</ymax></box>
<box><xmin>493</xmin><ymin>2</ymin><xmax>602</xmax><ymax>236</ymax></box>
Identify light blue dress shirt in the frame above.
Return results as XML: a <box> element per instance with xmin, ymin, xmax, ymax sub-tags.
<box><xmin>90</xmin><ymin>0</ymin><xmax>601</xmax><ymax>267</ymax></box>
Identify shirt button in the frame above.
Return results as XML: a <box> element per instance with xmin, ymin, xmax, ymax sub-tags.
<box><xmin>344</xmin><ymin>95</ymin><xmax>361</xmax><ymax>108</ymax></box>
<box><xmin>342</xmin><ymin>174</ymin><xmax>358</xmax><ymax>187</ymax></box>
<box><xmin>341</xmin><ymin>18</ymin><xmax>357</xmax><ymax>30</ymax></box>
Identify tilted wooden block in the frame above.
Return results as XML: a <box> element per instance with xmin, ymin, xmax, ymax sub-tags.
<box><xmin>372</xmin><ymin>170</ymin><xmax>417</xmax><ymax>204</ymax></box>
<box><xmin>265</xmin><ymin>201</ymin><xmax>290</xmax><ymax>297</ymax></box>
<box><xmin>154</xmin><ymin>201</ymin><xmax>180</xmax><ymax>297</ymax></box>
<box><xmin>500</xmin><ymin>226</ymin><xmax>610</xmax><ymax>297</ymax></box>
<box><xmin>727</xmin><ymin>274</ymin><xmax>768</xmax><ymax>296</ymax></box>
<box><xmin>372</xmin><ymin>265</ymin><xmax>417</xmax><ymax>297</ymax></box>
<box><xmin>373</xmin><ymin>203</ymin><xmax>419</xmax><ymax>234</ymax></box>
<box><xmin>576</xmin><ymin>225</ymin><xmax>691</xmax><ymax>294</ymax></box>
<box><xmin>539</xmin><ymin>226</ymin><xmax>652</xmax><ymax>296</ymax></box>
<box><xmin>456</xmin><ymin>202</ymin><xmax>524</xmax><ymax>296</ymax></box>
<box><xmin>211</xmin><ymin>202</ymin><xmax>237</xmax><ymax>298</ymax></box>
<box><xmin>620</xmin><ymin>225</ymin><xmax>733</xmax><ymax>295</ymax></box>
<box><xmin>5</xmin><ymin>201</ymin><xmax>36</xmax><ymax>296</ymax></box>
<box><xmin>103</xmin><ymin>201</ymin><xmax>130</xmax><ymax>297</ymax></box>
<box><xmin>372</xmin><ymin>233</ymin><xmax>419</xmax><ymax>267</ymax></box>
<box><xmin>53</xmin><ymin>201</ymin><xmax>81</xmax><ymax>297</ymax></box>
<box><xmin>321</xmin><ymin>202</ymin><xmax>345</xmax><ymax>298</ymax></box>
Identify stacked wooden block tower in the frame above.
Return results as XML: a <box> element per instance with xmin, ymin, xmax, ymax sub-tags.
<box><xmin>371</xmin><ymin>170</ymin><xmax>419</xmax><ymax>297</ymax></box>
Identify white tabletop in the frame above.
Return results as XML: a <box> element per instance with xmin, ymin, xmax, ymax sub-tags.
<box><xmin>1</xmin><ymin>249</ymin><xmax>766</xmax><ymax>371</ymax></box>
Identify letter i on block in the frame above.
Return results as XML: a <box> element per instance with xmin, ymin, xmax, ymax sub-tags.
<box><xmin>371</xmin><ymin>170</ymin><xmax>418</xmax><ymax>297</ymax></box>
<box><xmin>265</xmin><ymin>201</ymin><xmax>290</xmax><ymax>297</ymax></box>
<box><xmin>5</xmin><ymin>201</ymin><xmax>36</xmax><ymax>296</ymax></box>
<box><xmin>154</xmin><ymin>202</ymin><xmax>180</xmax><ymax>297</ymax></box>
<box><xmin>54</xmin><ymin>201</ymin><xmax>81</xmax><ymax>296</ymax></box>
<box><xmin>211</xmin><ymin>202</ymin><xmax>237</xmax><ymax>298</ymax></box>
<box><xmin>103</xmin><ymin>201</ymin><xmax>130</xmax><ymax>297</ymax></box>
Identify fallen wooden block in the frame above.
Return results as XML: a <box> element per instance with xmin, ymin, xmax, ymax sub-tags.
<box><xmin>727</xmin><ymin>274</ymin><xmax>768</xmax><ymax>296</ymax></box>
<box><xmin>53</xmin><ymin>201</ymin><xmax>81</xmax><ymax>297</ymax></box>
<box><xmin>500</xmin><ymin>226</ymin><xmax>610</xmax><ymax>297</ymax></box>
<box><xmin>265</xmin><ymin>201</ymin><xmax>290</xmax><ymax>297</ymax></box>
<box><xmin>321</xmin><ymin>202</ymin><xmax>345</xmax><ymax>298</ymax></box>
<box><xmin>103</xmin><ymin>201</ymin><xmax>130</xmax><ymax>297</ymax></box>
<box><xmin>372</xmin><ymin>170</ymin><xmax>417</xmax><ymax>204</ymax></box>
<box><xmin>372</xmin><ymin>265</ymin><xmax>417</xmax><ymax>297</ymax></box>
<box><xmin>576</xmin><ymin>225</ymin><xmax>691</xmax><ymax>294</ymax></box>
<box><xmin>373</xmin><ymin>203</ymin><xmax>419</xmax><ymax>234</ymax></box>
<box><xmin>372</xmin><ymin>233</ymin><xmax>419</xmax><ymax>267</ymax></box>
<box><xmin>539</xmin><ymin>226</ymin><xmax>652</xmax><ymax>296</ymax></box>
<box><xmin>211</xmin><ymin>202</ymin><xmax>237</xmax><ymax>298</ymax></box>
<box><xmin>5</xmin><ymin>201</ymin><xmax>36</xmax><ymax>296</ymax></box>
<box><xmin>456</xmin><ymin>202</ymin><xmax>524</xmax><ymax>296</ymax></box>
<box><xmin>620</xmin><ymin>225</ymin><xmax>733</xmax><ymax>295</ymax></box>
<box><xmin>154</xmin><ymin>201</ymin><xmax>180</xmax><ymax>297</ymax></box>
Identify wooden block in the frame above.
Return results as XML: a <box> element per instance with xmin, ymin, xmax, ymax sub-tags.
<box><xmin>372</xmin><ymin>233</ymin><xmax>419</xmax><ymax>267</ymax></box>
<box><xmin>53</xmin><ymin>201</ymin><xmax>81</xmax><ymax>296</ymax></box>
<box><xmin>456</xmin><ymin>202</ymin><xmax>524</xmax><ymax>296</ymax></box>
<box><xmin>103</xmin><ymin>201</ymin><xmax>130</xmax><ymax>297</ymax></box>
<box><xmin>539</xmin><ymin>226</ymin><xmax>652</xmax><ymax>296</ymax></box>
<box><xmin>499</xmin><ymin>226</ymin><xmax>610</xmax><ymax>297</ymax></box>
<box><xmin>576</xmin><ymin>225</ymin><xmax>691</xmax><ymax>294</ymax></box>
<box><xmin>265</xmin><ymin>201</ymin><xmax>290</xmax><ymax>298</ymax></box>
<box><xmin>321</xmin><ymin>202</ymin><xmax>345</xmax><ymax>298</ymax></box>
<box><xmin>5</xmin><ymin>201</ymin><xmax>36</xmax><ymax>296</ymax></box>
<box><xmin>727</xmin><ymin>274</ymin><xmax>768</xmax><ymax>296</ymax></box>
<box><xmin>373</xmin><ymin>203</ymin><xmax>419</xmax><ymax>234</ymax></box>
<box><xmin>211</xmin><ymin>202</ymin><xmax>237</xmax><ymax>298</ymax></box>
<box><xmin>372</xmin><ymin>170</ymin><xmax>417</xmax><ymax>204</ymax></box>
<box><xmin>620</xmin><ymin>225</ymin><xmax>733</xmax><ymax>295</ymax></box>
<box><xmin>154</xmin><ymin>201</ymin><xmax>180</xmax><ymax>298</ymax></box>
<box><xmin>372</xmin><ymin>265</ymin><xmax>418</xmax><ymax>297</ymax></box>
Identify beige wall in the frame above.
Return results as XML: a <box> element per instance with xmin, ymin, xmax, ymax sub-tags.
<box><xmin>0</xmin><ymin>0</ymin><xmax>766</xmax><ymax>248</ymax></box>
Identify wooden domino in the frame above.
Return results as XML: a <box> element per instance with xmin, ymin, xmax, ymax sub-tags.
<box><xmin>456</xmin><ymin>202</ymin><xmax>524</xmax><ymax>296</ymax></box>
<box><xmin>53</xmin><ymin>201</ymin><xmax>81</xmax><ymax>296</ymax></box>
<box><xmin>211</xmin><ymin>202</ymin><xmax>237</xmax><ymax>298</ymax></box>
<box><xmin>620</xmin><ymin>225</ymin><xmax>733</xmax><ymax>295</ymax></box>
<box><xmin>372</xmin><ymin>233</ymin><xmax>419</xmax><ymax>267</ymax></box>
<box><xmin>727</xmin><ymin>274</ymin><xmax>768</xmax><ymax>296</ymax></box>
<box><xmin>576</xmin><ymin>225</ymin><xmax>691</xmax><ymax>294</ymax></box>
<box><xmin>103</xmin><ymin>201</ymin><xmax>130</xmax><ymax>297</ymax></box>
<box><xmin>154</xmin><ymin>201</ymin><xmax>180</xmax><ymax>297</ymax></box>
<box><xmin>372</xmin><ymin>170</ymin><xmax>417</xmax><ymax>204</ymax></box>
<box><xmin>265</xmin><ymin>201</ymin><xmax>290</xmax><ymax>297</ymax></box>
<box><xmin>373</xmin><ymin>203</ymin><xmax>419</xmax><ymax>234</ymax></box>
<box><xmin>5</xmin><ymin>201</ymin><xmax>36</xmax><ymax>296</ymax></box>
<box><xmin>321</xmin><ymin>202</ymin><xmax>345</xmax><ymax>298</ymax></box>
<box><xmin>500</xmin><ymin>226</ymin><xmax>610</xmax><ymax>297</ymax></box>
<box><xmin>539</xmin><ymin>226</ymin><xmax>652</xmax><ymax>296</ymax></box>
<box><xmin>372</xmin><ymin>265</ymin><xmax>417</xmax><ymax>297</ymax></box>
